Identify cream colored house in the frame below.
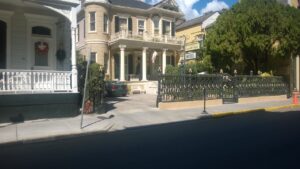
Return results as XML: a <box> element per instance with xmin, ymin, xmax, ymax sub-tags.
<box><xmin>76</xmin><ymin>0</ymin><xmax>185</xmax><ymax>82</ymax></box>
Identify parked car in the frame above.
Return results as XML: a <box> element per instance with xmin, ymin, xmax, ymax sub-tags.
<box><xmin>105</xmin><ymin>81</ymin><xmax>128</xmax><ymax>97</ymax></box>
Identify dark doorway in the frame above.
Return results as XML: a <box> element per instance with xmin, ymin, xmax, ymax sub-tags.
<box><xmin>0</xmin><ymin>20</ymin><xmax>6</xmax><ymax>69</ymax></box>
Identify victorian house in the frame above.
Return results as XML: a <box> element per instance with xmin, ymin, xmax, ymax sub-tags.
<box><xmin>0</xmin><ymin>0</ymin><xmax>80</xmax><ymax>120</ymax></box>
<box><xmin>76</xmin><ymin>0</ymin><xmax>185</xmax><ymax>82</ymax></box>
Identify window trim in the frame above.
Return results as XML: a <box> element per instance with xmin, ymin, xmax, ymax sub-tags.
<box><xmin>137</xmin><ymin>19</ymin><xmax>146</xmax><ymax>34</ymax></box>
<box><xmin>90</xmin><ymin>52</ymin><xmax>97</xmax><ymax>63</ymax></box>
<box><xmin>118</xmin><ymin>16</ymin><xmax>128</xmax><ymax>31</ymax></box>
<box><xmin>103</xmin><ymin>14</ymin><xmax>109</xmax><ymax>33</ymax></box>
<box><xmin>152</xmin><ymin>16</ymin><xmax>161</xmax><ymax>36</ymax></box>
<box><xmin>162</xmin><ymin>19</ymin><xmax>172</xmax><ymax>36</ymax></box>
<box><xmin>89</xmin><ymin>11</ymin><xmax>96</xmax><ymax>32</ymax></box>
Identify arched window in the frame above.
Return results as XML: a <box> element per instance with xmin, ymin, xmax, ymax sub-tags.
<box><xmin>32</xmin><ymin>26</ymin><xmax>51</xmax><ymax>36</ymax></box>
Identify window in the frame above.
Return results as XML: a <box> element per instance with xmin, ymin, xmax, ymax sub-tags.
<box><xmin>76</xmin><ymin>24</ymin><xmax>80</xmax><ymax>42</ymax></box>
<box><xmin>90</xmin><ymin>52</ymin><xmax>96</xmax><ymax>63</ymax></box>
<box><xmin>138</xmin><ymin>20</ymin><xmax>145</xmax><ymax>34</ymax></box>
<box><xmin>104</xmin><ymin>14</ymin><xmax>108</xmax><ymax>33</ymax></box>
<box><xmin>34</xmin><ymin>41</ymin><xmax>49</xmax><ymax>66</ymax></box>
<box><xmin>152</xmin><ymin>16</ymin><xmax>160</xmax><ymax>35</ymax></box>
<box><xmin>32</xmin><ymin>26</ymin><xmax>51</xmax><ymax>36</ymax></box>
<box><xmin>89</xmin><ymin>12</ymin><xmax>96</xmax><ymax>31</ymax></box>
<box><xmin>119</xmin><ymin>18</ymin><xmax>127</xmax><ymax>31</ymax></box>
<box><xmin>83</xmin><ymin>19</ymin><xmax>86</xmax><ymax>38</ymax></box>
<box><xmin>104</xmin><ymin>53</ymin><xmax>108</xmax><ymax>74</ymax></box>
<box><xmin>162</xmin><ymin>20</ymin><xmax>171</xmax><ymax>36</ymax></box>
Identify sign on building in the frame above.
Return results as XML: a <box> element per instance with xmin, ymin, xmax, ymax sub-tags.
<box><xmin>185</xmin><ymin>42</ymin><xmax>200</xmax><ymax>51</ymax></box>
<box><xmin>185</xmin><ymin>52</ymin><xmax>197</xmax><ymax>60</ymax></box>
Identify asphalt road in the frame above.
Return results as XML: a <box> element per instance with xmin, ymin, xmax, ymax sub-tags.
<box><xmin>1</xmin><ymin>109</ymin><xmax>300</xmax><ymax>169</ymax></box>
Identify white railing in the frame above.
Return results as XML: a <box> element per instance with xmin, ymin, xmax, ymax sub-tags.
<box><xmin>0</xmin><ymin>69</ymin><xmax>72</xmax><ymax>93</ymax></box>
<box><xmin>110</xmin><ymin>30</ymin><xmax>184</xmax><ymax>45</ymax></box>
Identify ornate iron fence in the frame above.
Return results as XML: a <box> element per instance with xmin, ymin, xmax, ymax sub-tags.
<box><xmin>157</xmin><ymin>73</ymin><xmax>289</xmax><ymax>106</ymax></box>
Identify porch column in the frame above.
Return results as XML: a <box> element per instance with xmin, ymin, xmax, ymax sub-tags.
<box><xmin>119</xmin><ymin>45</ymin><xmax>126</xmax><ymax>81</ymax></box>
<box><xmin>71</xmin><ymin>8</ymin><xmax>78</xmax><ymax>92</ymax></box>
<box><xmin>142</xmin><ymin>47</ymin><xmax>148</xmax><ymax>81</ymax></box>
<box><xmin>296</xmin><ymin>55</ymin><xmax>300</xmax><ymax>91</ymax></box>
<box><xmin>162</xmin><ymin>48</ymin><xmax>167</xmax><ymax>74</ymax></box>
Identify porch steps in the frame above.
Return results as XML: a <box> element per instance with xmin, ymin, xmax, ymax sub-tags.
<box><xmin>126</xmin><ymin>81</ymin><xmax>158</xmax><ymax>95</ymax></box>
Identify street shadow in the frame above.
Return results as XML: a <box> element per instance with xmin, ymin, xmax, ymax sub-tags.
<box><xmin>1</xmin><ymin>109</ymin><xmax>300</xmax><ymax>169</ymax></box>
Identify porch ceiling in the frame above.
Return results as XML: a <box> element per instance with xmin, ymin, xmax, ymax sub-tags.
<box><xmin>109</xmin><ymin>39</ymin><xmax>182</xmax><ymax>51</ymax></box>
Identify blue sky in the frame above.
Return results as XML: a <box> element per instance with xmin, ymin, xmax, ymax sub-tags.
<box><xmin>145</xmin><ymin>0</ymin><xmax>239</xmax><ymax>19</ymax></box>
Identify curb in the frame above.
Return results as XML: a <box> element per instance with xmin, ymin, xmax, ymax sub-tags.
<box><xmin>0</xmin><ymin>123</ymin><xmax>114</xmax><ymax>147</ymax></box>
<box><xmin>212</xmin><ymin>104</ymin><xmax>300</xmax><ymax>119</ymax></box>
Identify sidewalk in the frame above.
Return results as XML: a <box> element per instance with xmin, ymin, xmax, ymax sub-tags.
<box><xmin>0</xmin><ymin>97</ymin><xmax>297</xmax><ymax>145</ymax></box>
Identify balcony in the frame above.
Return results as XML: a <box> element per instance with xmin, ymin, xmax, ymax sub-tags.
<box><xmin>0</xmin><ymin>69</ymin><xmax>72</xmax><ymax>94</ymax></box>
<box><xmin>110</xmin><ymin>30</ymin><xmax>184</xmax><ymax>47</ymax></box>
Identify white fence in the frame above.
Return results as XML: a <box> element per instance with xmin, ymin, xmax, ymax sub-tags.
<box><xmin>0</xmin><ymin>69</ymin><xmax>72</xmax><ymax>93</ymax></box>
<box><xmin>110</xmin><ymin>30</ymin><xmax>184</xmax><ymax>45</ymax></box>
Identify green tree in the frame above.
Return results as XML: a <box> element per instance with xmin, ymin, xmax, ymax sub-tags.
<box><xmin>205</xmin><ymin>0</ymin><xmax>300</xmax><ymax>74</ymax></box>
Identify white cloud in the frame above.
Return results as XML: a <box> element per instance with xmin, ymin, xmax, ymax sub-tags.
<box><xmin>199</xmin><ymin>0</ymin><xmax>229</xmax><ymax>16</ymax></box>
<box><xmin>176</xmin><ymin>0</ymin><xmax>200</xmax><ymax>19</ymax></box>
<box><xmin>144</xmin><ymin>0</ymin><xmax>229</xmax><ymax>20</ymax></box>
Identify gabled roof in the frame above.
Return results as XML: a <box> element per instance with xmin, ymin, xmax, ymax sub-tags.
<box><xmin>154</xmin><ymin>0</ymin><xmax>180</xmax><ymax>12</ymax></box>
<box><xmin>176</xmin><ymin>12</ymin><xmax>216</xmax><ymax>31</ymax></box>
<box><xmin>109</xmin><ymin>0</ymin><xmax>152</xmax><ymax>10</ymax></box>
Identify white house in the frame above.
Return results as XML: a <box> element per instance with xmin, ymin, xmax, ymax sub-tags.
<box><xmin>0</xmin><ymin>0</ymin><xmax>80</xmax><ymax>121</ymax></box>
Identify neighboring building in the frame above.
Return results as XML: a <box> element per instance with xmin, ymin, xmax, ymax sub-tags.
<box><xmin>0</xmin><ymin>0</ymin><xmax>80</xmax><ymax>117</ymax></box>
<box><xmin>176</xmin><ymin>12</ymin><xmax>220</xmax><ymax>62</ymax></box>
<box><xmin>76</xmin><ymin>0</ymin><xmax>185</xmax><ymax>82</ymax></box>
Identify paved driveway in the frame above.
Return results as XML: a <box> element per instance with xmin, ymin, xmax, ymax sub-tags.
<box><xmin>105</xmin><ymin>94</ymin><xmax>158</xmax><ymax>114</ymax></box>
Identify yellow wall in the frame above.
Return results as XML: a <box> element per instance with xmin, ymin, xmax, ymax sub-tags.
<box><xmin>291</xmin><ymin>0</ymin><xmax>299</xmax><ymax>7</ymax></box>
<box><xmin>176</xmin><ymin>24</ymin><xmax>204</xmax><ymax>51</ymax></box>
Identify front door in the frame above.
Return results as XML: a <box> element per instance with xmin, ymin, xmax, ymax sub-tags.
<box><xmin>0</xmin><ymin>20</ymin><xmax>6</xmax><ymax>69</ymax></box>
<box><xmin>31</xmin><ymin>38</ymin><xmax>54</xmax><ymax>70</ymax></box>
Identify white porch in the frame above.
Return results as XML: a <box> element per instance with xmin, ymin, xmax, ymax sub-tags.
<box><xmin>0</xmin><ymin>69</ymin><xmax>72</xmax><ymax>94</ymax></box>
<box><xmin>0</xmin><ymin>0</ymin><xmax>79</xmax><ymax>94</ymax></box>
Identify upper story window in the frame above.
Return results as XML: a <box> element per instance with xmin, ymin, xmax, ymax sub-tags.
<box><xmin>89</xmin><ymin>12</ymin><xmax>96</xmax><ymax>32</ymax></box>
<box><xmin>152</xmin><ymin>16</ymin><xmax>160</xmax><ymax>35</ymax></box>
<box><xmin>162</xmin><ymin>20</ymin><xmax>175</xmax><ymax>36</ymax></box>
<box><xmin>162</xmin><ymin>20</ymin><xmax>171</xmax><ymax>36</ymax></box>
<box><xmin>138</xmin><ymin>19</ymin><xmax>145</xmax><ymax>34</ymax></box>
<box><xmin>115</xmin><ymin>16</ymin><xmax>132</xmax><ymax>33</ymax></box>
<box><xmin>32</xmin><ymin>26</ymin><xmax>51</xmax><ymax>37</ymax></box>
<box><xmin>119</xmin><ymin>17</ymin><xmax>127</xmax><ymax>30</ymax></box>
<box><xmin>104</xmin><ymin>14</ymin><xmax>109</xmax><ymax>33</ymax></box>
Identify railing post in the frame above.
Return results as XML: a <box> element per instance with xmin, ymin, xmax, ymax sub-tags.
<box><xmin>156</xmin><ymin>67</ymin><xmax>162</xmax><ymax>108</ymax></box>
<box><xmin>203</xmin><ymin>88</ymin><xmax>207</xmax><ymax>114</ymax></box>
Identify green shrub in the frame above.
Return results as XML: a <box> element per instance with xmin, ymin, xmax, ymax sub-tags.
<box><xmin>77</xmin><ymin>57</ymin><xmax>104</xmax><ymax>104</ymax></box>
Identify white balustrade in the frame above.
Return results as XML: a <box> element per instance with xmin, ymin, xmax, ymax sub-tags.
<box><xmin>110</xmin><ymin>30</ymin><xmax>184</xmax><ymax>45</ymax></box>
<box><xmin>0</xmin><ymin>69</ymin><xmax>72</xmax><ymax>93</ymax></box>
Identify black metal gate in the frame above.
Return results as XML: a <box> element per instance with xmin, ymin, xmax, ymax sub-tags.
<box><xmin>222</xmin><ymin>74</ymin><xmax>238</xmax><ymax>104</ymax></box>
